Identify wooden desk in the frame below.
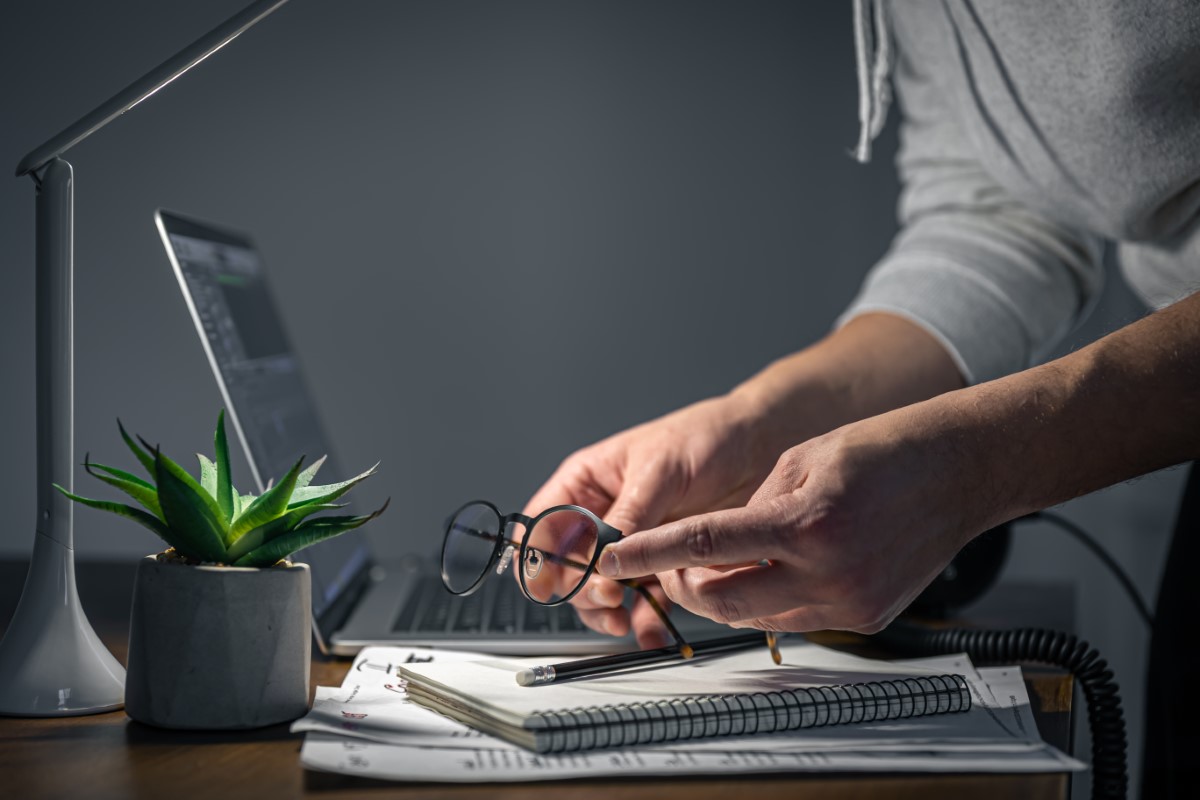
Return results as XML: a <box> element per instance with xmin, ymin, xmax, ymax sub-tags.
<box><xmin>0</xmin><ymin>560</ymin><xmax>1072</xmax><ymax>799</ymax></box>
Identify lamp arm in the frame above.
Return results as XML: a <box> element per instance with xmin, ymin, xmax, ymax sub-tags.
<box><xmin>15</xmin><ymin>0</ymin><xmax>291</xmax><ymax>178</ymax></box>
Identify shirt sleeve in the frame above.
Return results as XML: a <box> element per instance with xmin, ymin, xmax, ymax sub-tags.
<box><xmin>837</xmin><ymin>15</ymin><xmax>1105</xmax><ymax>385</ymax></box>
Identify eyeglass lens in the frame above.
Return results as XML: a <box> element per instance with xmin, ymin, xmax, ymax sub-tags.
<box><xmin>443</xmin><ymin>502</ymin><xmax>502</xmax><ymax>593</ymax></box>
<box><xmin>444</xmin><ymin>502</ymin><xmax>778</xmax><ymax>664</ymax></box>
<box><xmin>521</xmin><ymin>508</ymin><xmax>599</xmax><ymax>604</ymax></box>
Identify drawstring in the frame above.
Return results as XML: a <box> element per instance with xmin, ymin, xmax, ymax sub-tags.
<box><xmin>852</xmin><ymin>0</ymin><xmax>893</xmax><ymax>163</ymax></box>
<box><xmin>869</xmin><ymin>0</ymin><xmax>892</xmax><ymax>139</ymax></box>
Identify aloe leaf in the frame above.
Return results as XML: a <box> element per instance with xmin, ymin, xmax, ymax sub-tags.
<box><xmin>295</xmin><ymin>455</ymin><xmax>327</xmax><ymax>490</ymax></box>
<box><xmin>85</xmin><ymin>459</ymin><xmax>156</xmax><ymax>491</ymax></box>
<box><xmin>228</xmin><ymin>458</ymin><xmax>305</xmax><ymax>543</ymax></box>
<box><xmin>287</xmin><ymin>463</ymin><xmax>379</xmax><ymax>508</ymax></box>
<box><xmin>197</xmin><ymin>454</ymin><xmax>218</xmax><ymax>500</ymax></box>
<box><xmin>225</xmin><ymin>503</ymin><xmax>344</xmax><ymax>563</ymax></box>
<box><xmin>234</xmin><ymin>491</ymin><xmax>256</xmax><ymax>521</ymax></box>
<box><xmin>233</xmin><ymin>500</ymin><xmax>388</xmax><ymax>568</ymax></box>
<box><xmin>84</xmin><ymin>457</ymin><xmax>163</xmax><ymax>519</ymax></box>
<box><xmin>154</xmin><ymin>450</ymin><xmax>229</xmax><ymax>562</ymax></box>
<box><xmin>214</xmin><ymin>410</ymin><xmax>234</xmax><ymax>527</ymax></box>
<box><xmin>118</xmin><ymin>419</ymin><xmax>156</xmax><ymax>477</ymax></box>
<box><xmin>52</xmin><ymin>484</ymin><xmax>182</xmax><ymax>546</ymax></box>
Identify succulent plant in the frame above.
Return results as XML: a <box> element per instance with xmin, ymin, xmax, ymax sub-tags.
<box><xmin>55</xmin><ymin>410</ymin><xmax>387</xmax><ymax>568</ymax></box>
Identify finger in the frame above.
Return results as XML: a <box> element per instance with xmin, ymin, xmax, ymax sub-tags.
<box><xmin>743</xmin><ymin>591</ymin><xmax>907</xmax><ymax>635</ymax></box>
<box><xmin>601</xmin><ymin>457</ymin><xmax>685</xmax><ymax>535</ymax></box>
<box><xmin>657</xmin><ymin>563</ymin><xmax>817</xmax><ymax>625</ymax></box>
<box><xmin>598</xmin><ymin>501</ymin><xmax>793</xmax><ymax>579</ymax></box>
<box><xmin>576</xmin><ymin>606</ymin><xmax>631</xmax><ymax>637</ymax></box>
<box><xmin>731</xmin><ymin>605</ymin><xmax>839</xmax><ymax>634</ymax></box>
<box><xmin>522</xmin><ymin>454</ymin><xmax>616</xmax><ymax>519</ymax></box>
<box><xmin>656</xmin><ymin>478</ymin><xmax>763</xmax><ymax>525</ymax></box>
<box><xmin>566</xmin><ymin>575</ymin><xmax>625</xmax><ymax>610</ymax></box>
<box><xmin>702</xmin><ymin>560</ymin><xmax>770</xmax><ymax>574</ymax></box>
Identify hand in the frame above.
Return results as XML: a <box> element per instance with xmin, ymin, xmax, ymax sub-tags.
<box><xmin>595</xmin><ymin>405</ymin><xmax>992</xmax><ymax>634</ymax></box>
<box><xmin>522</xmin><ymin>393</ymin><xmax>776</xmax><ymax>648</ymax></box>
<box><xmin>523</xmin><ymin>314</ymin><xmax>969</xmax><ymax>642</ymax></box>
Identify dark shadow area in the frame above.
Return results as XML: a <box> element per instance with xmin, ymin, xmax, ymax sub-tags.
<box><xmin>124</xmin><ymin>717</ymin><xmax>301</xmax><ymax>746</ymax></box>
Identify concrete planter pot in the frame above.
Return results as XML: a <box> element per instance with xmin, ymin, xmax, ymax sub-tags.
<box><xmin>125</xmin><ymin>555</ymin><xmax>311</xmax><ymax>730</ymax></box>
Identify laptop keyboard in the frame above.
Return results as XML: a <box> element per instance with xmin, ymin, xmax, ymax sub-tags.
<box><xmin>392</xmin><ymin>574</ymin><xmax>589</xmax><ymax>636</ymax></box>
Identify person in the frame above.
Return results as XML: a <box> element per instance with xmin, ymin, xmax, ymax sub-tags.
<box><xmin>523</xmin><ymin>2</ymin><xmax>1199</xmax><ymax>796</ymax></box>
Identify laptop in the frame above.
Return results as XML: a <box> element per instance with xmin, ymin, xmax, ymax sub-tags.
<box><xmin>154</xmin><ymin>209</ymin><xmax>728</xmax><ymax>656</ymax></box>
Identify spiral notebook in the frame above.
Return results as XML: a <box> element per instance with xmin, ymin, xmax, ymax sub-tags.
<box><xmin>398</xmin><ymin>639</ymin><xmax>971</xmax><ymax>754</ymax></box>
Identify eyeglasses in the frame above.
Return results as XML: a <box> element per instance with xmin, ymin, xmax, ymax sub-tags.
<box><xmin>440</xmin><ymin>500</ymin><xmax>781</xmax><ymax>664</ymax></box>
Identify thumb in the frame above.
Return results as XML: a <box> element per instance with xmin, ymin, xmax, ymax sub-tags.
<box><xmin>602</xmin><ymin>458</ymin><xmax>685</xmax><ymax>536</ymax></box>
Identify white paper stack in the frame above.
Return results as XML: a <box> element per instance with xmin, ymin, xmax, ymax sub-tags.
<box><xmin>294</xmin><ymin>641</ymin><xmax>1084</xmax><ymax>783</ymax></box>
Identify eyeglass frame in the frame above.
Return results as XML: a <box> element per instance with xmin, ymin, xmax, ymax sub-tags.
<box><xmin>439</xmin><ymin>499</ymin><xmax>690</xmax><ymax>651</ymax></box>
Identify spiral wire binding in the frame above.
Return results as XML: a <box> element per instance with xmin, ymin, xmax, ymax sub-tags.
<box><xmin>529</xmin><ymin>674</ymin><xmax>970</xmax><ymax>753</ymax></box>
<box><xmin>876</xmin><ymin>622</ymin><xmax>1127</xmax><ymax>800</ymax></box>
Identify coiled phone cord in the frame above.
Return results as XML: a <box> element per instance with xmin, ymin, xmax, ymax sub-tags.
<box><xmin>875</xmin><ymin>621</ymin><xmax>1127</xmax><ymax>800</ymax></box>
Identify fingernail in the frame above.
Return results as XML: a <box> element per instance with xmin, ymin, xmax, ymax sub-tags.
<box><xmin>598</xmin><ymin>546</ymin><xmax>619</xmax><ymax>578</ymax></box>
<box><xmin>588</xmin><ymin>585</ymin><xmax>604</xmax><ymax>605</ymax></box>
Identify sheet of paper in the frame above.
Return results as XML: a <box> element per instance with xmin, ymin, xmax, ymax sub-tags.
<box><xmin>300</xmin><ymin>732</ymin><xmax>1081</xmax><ymax>782</ymax></box>
<box><xmin>295</xmin><ymin>645</ymin><xmax>1083</xmax><ymax>779</ymax></box>
<box><xmin>294</xmin><ymin>684</ymin><xmax>519</xmax><ymax>750</ymax></box>
<box><xmin>299</xmin><ymin>680</ymin><xmax>1048</xmax><ymax>757</ymax></box>
<box><xmin>291</xmin><ymin>647</ymin><xmax>516</xmax><ymax>749</ymax></box>
<box><xmin>296</xmin><ymin>645</ymin><xmax>980</xmax><ymax>751</ymax></box>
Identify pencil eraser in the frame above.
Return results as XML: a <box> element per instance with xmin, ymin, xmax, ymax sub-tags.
<box><xmin>515</xmin><ymin>669</ymin><xmax>535</xmax><ymax>687</ymax></box>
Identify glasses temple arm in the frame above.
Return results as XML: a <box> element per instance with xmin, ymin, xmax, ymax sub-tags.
<box><xmin>451</xmin><ymin>523</ymin><xmax>521</xmax><ymax>550</ymax></box>
<box><xmin>620</xmin><ymin>578</ymin><xmax>692</xmax><ymax>657</ymax></box>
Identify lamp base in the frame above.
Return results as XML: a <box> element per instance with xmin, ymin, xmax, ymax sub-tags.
<box><xmin>0</xmin><ymin>530</ymin><xmax>125</xmax><ymax>716</ymax></box>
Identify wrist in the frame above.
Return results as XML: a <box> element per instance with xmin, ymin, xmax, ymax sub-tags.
<box><xmin>716</xmin><ymin>384</ymin><xmax>786</xmax><ymax>480</ymax></box>
<box><xmin>729</xmin><ymin>313</ymin><xmax>965</xmax><ymax>463</ymax></box>
<box><xmin>894</xmin><ymin>345</ymin><xmax>1131</xmax><ymax>530</ymax></box>
<box><xmin>728</xmin><ymin>361</ymin><xmax>844</xmax><ymax>468</ymax></box>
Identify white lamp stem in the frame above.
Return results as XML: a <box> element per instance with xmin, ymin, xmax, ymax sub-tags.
<box><xmin>0</xmin><ymin>159</ymin><xmax>126</xmax><ymax>716</ymax></box>
<box><xmin>1</xmin><ymin>0</ymin><xmax>292</xmax><ymax>717</ymax></box>
<box><xmin>37</xmin><ymin>159</ymin><xmax>77</xmax><ymax>551</ymax></box>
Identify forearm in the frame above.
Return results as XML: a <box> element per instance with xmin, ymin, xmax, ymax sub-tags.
<box><xmin>729</xmin><ymin>312</ymin><xmax>966</xmax><ymax>466</ymax></box>
<box><xmin>600</xmin><ymin>297</ymin><xmax>1200</xmax><ymax>637</ymax></box>
<box><xmin>909</xmin><ymin>291</ymin><xmax>1200</xmax><ymax>527</ymax></box>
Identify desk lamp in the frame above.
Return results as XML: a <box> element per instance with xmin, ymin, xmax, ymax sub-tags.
<box><xmin>0</xmin><ymin>0</ymin><xmax>293</xmax><ymax>716</ymax></box>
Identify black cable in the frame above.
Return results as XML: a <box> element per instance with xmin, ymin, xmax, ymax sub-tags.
<box><xmin>1018</xmin><ymin>511</ymin><xmax>1154</xmax><ymax>628</ymax></box>
<box><xmin>875</xmin><ymin>621</ymin><xmax>1128</xmax><ymax>800</ymax></box>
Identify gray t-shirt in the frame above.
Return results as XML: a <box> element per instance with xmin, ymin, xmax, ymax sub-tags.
<box><xmin>841</xmin><ymin>0</ymin><xmax>1200</xmax><ymax>384</ymax></box>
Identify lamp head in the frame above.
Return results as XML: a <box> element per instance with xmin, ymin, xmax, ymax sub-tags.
<box><xmin>15</xmin><ymin>0</ymin><xmax>290</xmax><ymax>178</ymax></box>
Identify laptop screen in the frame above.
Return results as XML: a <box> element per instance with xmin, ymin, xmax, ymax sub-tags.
<box><xmin>155</xmin><ymin>210</ymin><xmax>371</xmax><ymax>624</ymax></box>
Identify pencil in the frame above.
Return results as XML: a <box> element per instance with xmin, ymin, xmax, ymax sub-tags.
<box><xmin>515</xmin><ymin>632</ymin><xmax>782</xmax><ymax>686</ymax></box>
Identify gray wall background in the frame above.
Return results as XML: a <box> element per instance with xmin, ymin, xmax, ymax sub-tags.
<box><xmin>1</xmin><ymin>1</ymin><xmax>1183</xmax><ymax>794</ymax></box>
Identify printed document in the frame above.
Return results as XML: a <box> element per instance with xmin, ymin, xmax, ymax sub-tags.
<box><xmin>294</xmin><ymin>644</ymin><xmax>1083</xmax><ymax>782</ymax></box>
